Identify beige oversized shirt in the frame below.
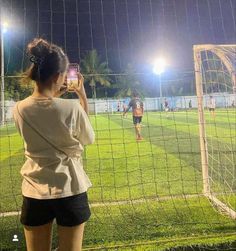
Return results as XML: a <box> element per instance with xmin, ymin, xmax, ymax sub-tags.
<box><xmin>13</xmin><ymin>96</ymin><xmax>95</xmax><ymax>200</ymax></box>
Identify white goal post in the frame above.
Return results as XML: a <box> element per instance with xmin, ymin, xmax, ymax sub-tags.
<box><xmin>193</xmin><ymin>44</ymin><xmax>236</xmax><ymax>220</ymax></box>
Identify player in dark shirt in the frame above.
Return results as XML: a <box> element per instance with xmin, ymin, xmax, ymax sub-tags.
<box><xmin>164</xmin><ymin>98</ymin><xmax>169</xmax><ymax>111</ymax></box>
<box><xmin>117</xmin><ymin>101</ymin><xmax>121</xmax><ymax>112</ymax></box>
<box><xmin>124</xmin><ymin>92</ymin><xmax>144</xmax><ymax>141</ymax></box>
<box><xmin>189</xmin><ymin>99</ymin><xmax>192</xmax><ymax>109</ymax></box>
<box><xmin>163</xmin><ymin>98</ymin><xmax>170</xmax><ymax>118</ymax></box>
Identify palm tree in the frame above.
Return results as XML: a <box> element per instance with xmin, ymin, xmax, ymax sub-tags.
<box><xmin>81</xmin><ymin>50</ymin><xmax>112</xmax><ymax>99</ymax></box>
<box><xmin>113</xmin><ymin>64</ymin><xmax>143</xmax><ymax>97</ymax></box>
<box><xmin>170</xmin><ymin>84</ymin><xmax>184</xmax><ymax>96</ymax></box>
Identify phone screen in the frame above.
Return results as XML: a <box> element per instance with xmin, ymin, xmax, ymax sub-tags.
<box><xmin>67</xmin><ymin>63</ymin><xmax>80</xmax><ymax>91</ymax></box>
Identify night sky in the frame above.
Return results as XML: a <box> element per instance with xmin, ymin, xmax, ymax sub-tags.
<box><xmin>1</xmin><ymin>0</ymin><xmax>236</xmax><ymax>75</ymax></box>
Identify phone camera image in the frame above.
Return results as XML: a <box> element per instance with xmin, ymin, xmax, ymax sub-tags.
<box><xmin>67</xmin><ymin>63</ymin><xmax>79</xmax><ymax>92</ymax></box>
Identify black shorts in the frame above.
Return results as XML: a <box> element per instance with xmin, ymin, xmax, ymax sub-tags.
<box><xmin>20</xmin><ymin>192</ymin><xmax>91</xmax><ymax>227</ymax></box>
<box><xmin>209</xmin><ymin>108</ymin><xmax>215</xmax><ymax>111</ymax></box>
<box><xmin>133</xmin><ymin>116</ymin><xmax>142</xmax><ymax>125</ymax></box>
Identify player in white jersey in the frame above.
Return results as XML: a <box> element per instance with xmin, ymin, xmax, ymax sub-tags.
<box><xmin>208</xmin><ymin>96</ymin><xmax>216</xmax><ymax>118</ymax></box>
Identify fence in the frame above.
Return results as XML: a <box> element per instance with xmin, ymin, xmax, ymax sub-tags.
<box><xmin>1</xmin><ymin>93</ymin><xmax>236</xmax><ymax>123</ymax></box>
<box><xmin>88</xmin><ymin>93</ymin><xmax>235</xmax><ymax>114</ymax></box>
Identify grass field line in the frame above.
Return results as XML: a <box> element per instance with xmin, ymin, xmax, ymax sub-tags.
<box><xmin>0</xmin><ymin>193</ymin><xmax>205</xmax><ymax>218</ymax></box>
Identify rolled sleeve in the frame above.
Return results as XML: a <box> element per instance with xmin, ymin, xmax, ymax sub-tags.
<box><xmin>12</xmin><ymin>103</ymin><xmax>22</xmax><ymax>136</ymax></box>
<box><xmin>76</xmin><ymin>104</ymin><xmax>95</xmax><ymax>145</ymax></box>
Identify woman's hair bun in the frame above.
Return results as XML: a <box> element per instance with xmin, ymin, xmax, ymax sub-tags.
<box><xmin>27</xmin><ymin>38</ymin><xmax>51</xmax><ymax>58</ymax></box>
<box><xmin>25</xmin><ymin>37</ymin><xmax>68</xmax><ymax>83</ymax></box>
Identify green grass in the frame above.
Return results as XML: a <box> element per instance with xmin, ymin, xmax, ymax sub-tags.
<box><xmin>0</xmin><ymin>109</ymin><xmax>236</xmax><ymax>250</ymax></box>
<box><xmin>1</xmin><ymin>197</ymin><xmax>236</xmax><ymax>250</ymax></box>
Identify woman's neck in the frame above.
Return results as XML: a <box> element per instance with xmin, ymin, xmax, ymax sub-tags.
<box><xmin>32</xmin><ymin>83</ymin><xmax>56</xmax><ymax>98</ymax></box>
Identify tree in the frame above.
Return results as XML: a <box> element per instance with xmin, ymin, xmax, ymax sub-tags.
<box><xmin>169</xmin><ymin>84</ymin><xmax>184</xmax><ymax>96</ymax></box>
<box><xmin>113</xmin><ymin>64</ymin><xmax>143</xmax><ymax>97</ymax></box>
<box><xmin>81</xmin><ymin>50</ymin><xmax>112</xmax><ymax>99</ymax></box>
<box><xmin>4</xmin><ymin>72</ymin><xmax>34</xmax><ymax>101</ymax></box>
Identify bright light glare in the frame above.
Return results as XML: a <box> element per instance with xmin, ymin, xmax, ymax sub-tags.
<box><xmin>153</xmin><ymin>58</ymin><xmax>166</xmax><ymax>75</ymax></box>
<box><xmin>2</xmin><ymin>21</ymin><xmax>9</xmax><ymax>33</ymax></box>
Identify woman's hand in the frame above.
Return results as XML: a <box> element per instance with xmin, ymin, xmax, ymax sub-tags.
<box><xmin>74</xmin><ymin>73</ymin><xmax>86</xmax><ymax>96</ymax></box>
<box><xmin>73</xmin><ymin>73</ymin><xmax>89</xmax><ymax>114</ymax></box>
<box><xmin>54</xmin><ymin>82</ymin><xmax>68</xmax><ymax>97</ymax></box>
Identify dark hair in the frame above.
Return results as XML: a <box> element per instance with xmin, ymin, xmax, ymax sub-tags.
<box><xmin>26</xmin><ymin>38</ymin><xmax>68</xmax><ymax>84</ymax></box>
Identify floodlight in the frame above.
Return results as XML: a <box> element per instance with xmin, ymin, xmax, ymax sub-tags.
<box><xmin>153</xmin><ymin>58</ymin><xmax>166</xmax><ymax>75</ymax></box>
<box><xmin>2</xmin><ymin>21</ymin><xmax>9</xmax><ymax>33</ymax></box>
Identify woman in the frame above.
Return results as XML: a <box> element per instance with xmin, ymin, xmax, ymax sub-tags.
<box><xmin>13</xmin><ymin>38</ymin><xmax>95</xmax><ymax>251</ymax></box>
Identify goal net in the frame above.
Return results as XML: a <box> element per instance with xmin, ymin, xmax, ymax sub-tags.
<box><xmin>194</xmin><ymin>44</ymin><xmax>236</xmax><ymax>219</ymax></box>
<box><xmin>1</xmin><ymin>1</ymin><xmax>236</xmax><ymax>250</ymax></box>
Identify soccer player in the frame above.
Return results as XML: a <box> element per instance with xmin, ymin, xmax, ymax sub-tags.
<box><xmin>164</xmin><ymin>98</ymin><xmax>169</xmax><ymax>111</ymax></box>
<box><xmin>189</xmin><ymin>99</ymin><xmax>192</xmax><ymax>109</ymax></box>
<box><xmin>122</xmin><ymin>100</ymin><xmax>128</xmax><ymax>118</ymax></box>
<box><xmin>208</xmin><ymin>95</ymin><xmax>216</xmax><ymax>118</ymax></box>
<box><xmin>124</xmin><ymin>92</ymin><xmax>144</xmax><ymax>141</ymax></box>
<box><xmin>117</xmin><ymin>100</ymin><xmax>121</xmax><ymax>112</ymax></box>
<box><xmin>231</xmin><ymin>100</ymin><xmax>235</xmax><ymax>108</ymax></box>
<box><xmin>164</xmin><ymin>98</ymin><xmax>170</xmax><ymax>118</ymax></box>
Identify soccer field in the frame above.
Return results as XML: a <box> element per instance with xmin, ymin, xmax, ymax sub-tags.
<box><xmin>0</xmin><ymin>109</ymin><xmax>236</xmax><ymax>250</ymax></box>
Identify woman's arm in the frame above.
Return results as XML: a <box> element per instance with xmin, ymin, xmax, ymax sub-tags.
<box><xmin>54</xmin><ymin>73</ymin><xmax>89</xmax><ymax>114</ymax></box>
<box><xmin>74</xmin><ymin>73</ymin><xmax>89</xmax><ymax>114</ymax></box>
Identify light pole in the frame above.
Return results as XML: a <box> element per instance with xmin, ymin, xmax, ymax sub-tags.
<box><xmin>1</xmin><ymin>21</ymin><xmax>8</xmax><ymax>125</ymax></box>
<box><xmin>153</xmin><ymin>58</ymin><xmax>166</xmax><ymax>110</ymax></box>
<box><xmin>159</xmin><ymin>74</ymin><xmax>162</xmax><ymax>99</ymax></box>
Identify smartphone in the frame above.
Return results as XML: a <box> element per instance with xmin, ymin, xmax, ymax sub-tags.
<box><xmin>67</xmin><ymin>63</ymin><xmax>80</xmax><ymax>92</ymax></box>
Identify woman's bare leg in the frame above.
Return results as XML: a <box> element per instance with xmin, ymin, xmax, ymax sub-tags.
<box><xmin>57</xmin><ymin>223</ymin><xmax>85</xmax><ymax>251</ymax></box>
<box><xmin>23</xmin><ymin>221</ymin><xmax>53</xmax><ymax>251</ymax></box>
